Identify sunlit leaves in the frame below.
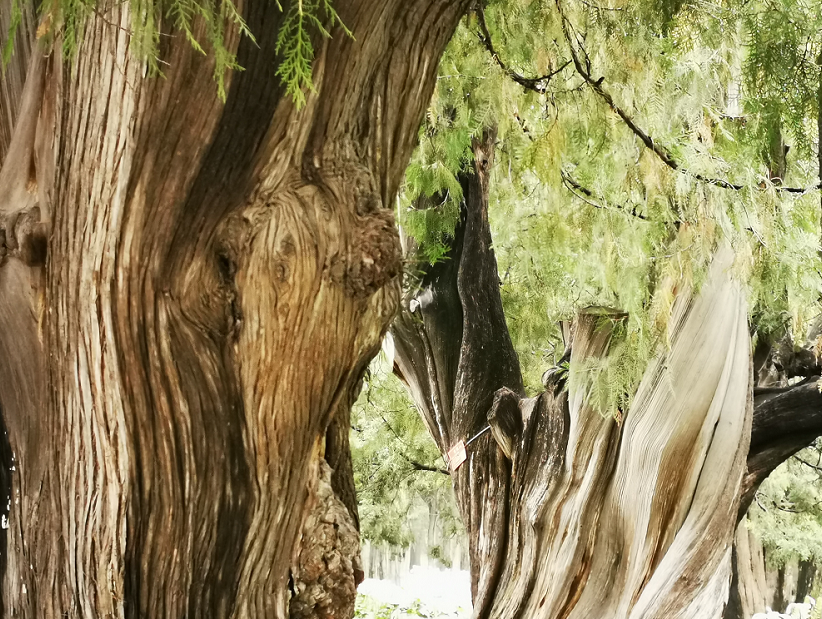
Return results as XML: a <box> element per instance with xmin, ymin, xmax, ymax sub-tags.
<box><xmin>401</xmin><ymin>0</ymin><xmax>822</xmax><ymax>408</ymax></box>
<box><xmin>275</xmin><ymin>0</ymin><xmax>352</xmax><ymax>108</ymax></box>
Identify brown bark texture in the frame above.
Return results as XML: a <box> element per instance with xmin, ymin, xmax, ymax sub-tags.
<box><xmin>392</xmin><ymin>134</ymin><xmax>822</xmax><ymax>619</ymax></box>
<box><xmin>0</xmin><ymin>0</ymin><xmax>469</xmax><ymax>616</ymax></box>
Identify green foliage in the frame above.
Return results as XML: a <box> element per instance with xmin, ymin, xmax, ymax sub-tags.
<box><xmin>352</xmin><ymin>352</ymin><xmax>463</xmax><ymax>549</ymax></box>
<box><xmin>275</xmin><ymin>0</ymin><xmax>352</xmax><ymax>108</ymax></box>
<box><xmin>748</xmin><ymin>441</ymin><xmax>822</xmax><ymax>566</ymax></box>
<box><xmin>1</xmin><ymin>0</ymin><xmax>21</xmax><ymax>66</ymax></box>
<box><xmin>355</xmin><ymin>594</ymin><xmax>452</xmax><ymax>619</ymax></box>
<box><xmin>3</xmin><ymin>0</ymin><xmax>348</xmax><ymax>103</ymax></box>
<box><xmin>400</xmin><ymin>0</ymin><xmax>822</xmax><ymax>411</ymax></box>
<box><xmin>741</xmin><ymin>0</ymin><xmax>822</xmax><ymax>157</ymax></box>
<box><xmin>428</xmin><ymin>545</ymin><xmax>452</xmax><ymax>568</ymax></box>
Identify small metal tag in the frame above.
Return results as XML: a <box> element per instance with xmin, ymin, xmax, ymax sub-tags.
<box><xmin>447</xmin><ymin>440</ymin><xmax>467</xmax><ymax>472</ymax></box>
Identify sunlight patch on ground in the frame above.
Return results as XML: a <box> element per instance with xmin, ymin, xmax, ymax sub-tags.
<box><xmin>355</xmin><ymin>566</ymin><xmax>472</xmax><ymax>618</ymax></box>
<box><xmin>752</xmin><ymin>598</ymin><xmax>815</xmax><ymax>619</ymax></box>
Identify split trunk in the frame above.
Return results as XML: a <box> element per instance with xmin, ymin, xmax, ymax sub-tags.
<box><xmin>392</xmin><ymin>133</ymin><xmax>822</xmax><ymax>619</ymax></box>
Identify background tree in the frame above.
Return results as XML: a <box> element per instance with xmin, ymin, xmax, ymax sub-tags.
<box><xmin>389</xmin><ymin>0</ymin><xmax>822</xmax><ymax>617</ymax></box>
<box><xmin>351</xmin><ymin>354</ymin><xmax>461</xmax><ymax>552</ymax></box>
<box><xmin>726</xmin><ymin>442</ymin><xmax>822</xmax><ymax>619</ymax></box>
<box><xmin>0</xmin><ymin>0</ymin><xmax>470</xmax><ymax>616</ymax></box>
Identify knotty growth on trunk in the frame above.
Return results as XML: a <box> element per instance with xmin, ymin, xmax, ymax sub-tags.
<box><xmin>392</xmin><ymin>133</ymin><xmax>822</xmax><ymax>619</ymax></box>
<box><xmin>0</xmin><ymin>0</ymin><xmax>469</xmax><ymax>616</ymax></box>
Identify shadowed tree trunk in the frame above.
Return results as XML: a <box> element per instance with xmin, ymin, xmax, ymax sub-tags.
<box><xmin>392</xmin><ymin>133</ymin><xmax>822</xmax><ymax>619</ymax></box>
<box><xmin>0</xmin><ymin>0</ymin><xmax>470</xmax><ymax>616</ymax></box>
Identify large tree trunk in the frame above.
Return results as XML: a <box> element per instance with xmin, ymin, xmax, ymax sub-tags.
<box><xmin>0</xmin><ymin>1</ymin><xmax>469</xmax><ymax>616</ymax></box>
<box><xmin>392</xmin><ymin>134</ymin><xmax>822</xmax><ymax>619</ymax></box>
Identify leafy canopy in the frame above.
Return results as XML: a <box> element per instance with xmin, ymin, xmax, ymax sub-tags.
<box><xmin>400</xmin><ymin>0</ymin><xmax>822</xmax><ymax>412</ymax></box>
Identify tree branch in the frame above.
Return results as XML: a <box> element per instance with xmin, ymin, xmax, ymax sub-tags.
<box><xmin>561</xmin><ymin>170</ymin><xmax>649</xmax><ymax>221</ymax></box>
<box><xmin>475</xmin><ymin>4</ymin><xmax>570</xmax><ymax>94</ymax></box>
<box><xmin>771</xmin><ymin>341</ymin><xmax>822</xmax><ymax>379</ymax></box>
<box><xmin>409</xmin><ymin>460</ymin><xmax>450</xmax><ymax>475</ymax></box>
<box><xmin>794</xmin><ymin>455</ymin><xmax>822</xmax><ymax>474</ymax></box>
<box><xmin>392</xmin><ymin>131</ymin><xmax>522</xmax><ymax>616</ymax></box>
<box><xmin>562</xmin><ymin>170</ymin><xmax>780</xmax><ymax>246</ymax></box>
<box><xmin>556</xmin><ymin>1</ymin><xmax>820</xmax><ymax>196</ymax></box>
<box><xmin>739</xmin><ymin>376</ymin><xmax>822</xmax><ymax>519</ymax></box>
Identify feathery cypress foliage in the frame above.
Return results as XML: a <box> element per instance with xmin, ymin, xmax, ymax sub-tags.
<box><xmin>3</xmin><ymin>0</ymin><xmax>348</xmax><ymax>103</ymax></box>
<box><xmin>400</xmin><ymin>0</ymin><xmax>822</xmax><ymax>411</ymax></box>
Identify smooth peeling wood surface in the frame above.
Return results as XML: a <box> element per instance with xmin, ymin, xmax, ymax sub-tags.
<box><xmin>392</xmin><ymin>139</ymin><xmax>771</xmax><ymax>618</ymax></box>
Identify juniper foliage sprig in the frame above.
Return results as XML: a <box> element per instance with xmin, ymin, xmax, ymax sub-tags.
<box><xmin>3</xmin><ymin>0</ymin><xmax>349</xmax><ymax>104</ymax></box>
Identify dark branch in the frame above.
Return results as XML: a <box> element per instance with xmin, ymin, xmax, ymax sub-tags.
<box><xmin>739</xmin><ymin>376</ymin><xmax>822</xmax><ymax>519</ymax></box>
<box><xmin>409</xmin><ymin>460</ymin><xmax>450</xmax><ymax>475</ymax></box>
<box><xmin>373</xmin><ymin>405</ymin><xmax>451</xmax><ymax>474</ymax></box>
<box><xmin>475</xmin><ymin>4</ymin><xmax>570</xmax><ymax>94</ymax></box>
<box><xmin>556</xmin><ymin>1</ymin><xmax>820</xmax><ymax>196</ymax></box>
<box><xmin>795</xmin><ymin>455</ymin><xmax>822</xmax><ymax>474</ymax></box>
<box><xmin>561</xmin><ymin>170</ymin><xmax>649</xmax><ymax>221</ymax></box>
<box><xmin>771</xmin><ymin>341</ymin><xmax>822</xmax><ymax>379</ymax></box>
<box><xmin>577</xmin><ymin>0</ymin><xmax>624</xmax><ymax>10</ymax></box>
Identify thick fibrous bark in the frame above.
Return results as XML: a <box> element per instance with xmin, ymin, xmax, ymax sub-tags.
<box><xmin>0</xmin><ymin>1</ymin><xmax>469</xmax><ymax>616</ymax></box>
<box><xmin>393</xmin><ymin>135</ymin><xmax>822</xmax><ymax>618</ymax></box>
<box><xmin>290</xmin><ymin>461</ymin><xmax>362</xmax><ymax>619</ymax></box>
<box><xmin>393</xmin><ymin>131</ymin><xmax>523</xmax><ymax>609</ymax></box>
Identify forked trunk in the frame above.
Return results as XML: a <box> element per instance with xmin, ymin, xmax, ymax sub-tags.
<box><xmin>0</xmin><ymin>0</ymin><xmax>469</xmax><ymax>616</ymax></box>
<box><xmin>392</xmin><ymin>134</ymin><xmax>822</xmax><ymax>618</ymax></box>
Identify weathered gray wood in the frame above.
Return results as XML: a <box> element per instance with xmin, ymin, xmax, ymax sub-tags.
<box><xmin>394</xmin><ymin>139</ymin><xmax>770</xmax><ymax>618</ymax></box>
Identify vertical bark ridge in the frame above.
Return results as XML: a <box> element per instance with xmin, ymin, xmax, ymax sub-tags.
<box><xmin>393</xmin><ymin>132</ymin><xmax>526</xmax><ymax>618</ymax></box>
<box><xmin>0</xmin><ymin>18</ymin><xmax>47</xmax><ymax>615</ymax></box>
<box><xmin>494</xmin><ymin>246</ymin><xmax>750</xmax><ymax>619</ymax></box>
<box><xmin>325</xmin><ymin>382</ymin><xmax>363</xmax><ymax>531</ymax></box>
<box><xmin>453</xmin><ymin>133</ymin><xmax>524</xmax><ymax>617</ymax></box>
<box><xmin>0</xmin><ymin>49</ymin><xmax>43</xmax><ymax>214</ymax></box>
<box><xmin>34</xmin><ymin>9</ymin><xmax>145</xmax><ymax>617</ymax></box>
<box><xmin>490</xmin><ymin>314</ymin><xmax>621</xmax><ymax>619</ymax></box>
<box><xmin>392</xmin><ymin>215</ymin><xmax>465</xmax><ymax>451</ymax></box>
<box><xmin>0</xmin><ymin>0</ymin><xmax>35</xmax><ymax>166</ymax></box>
